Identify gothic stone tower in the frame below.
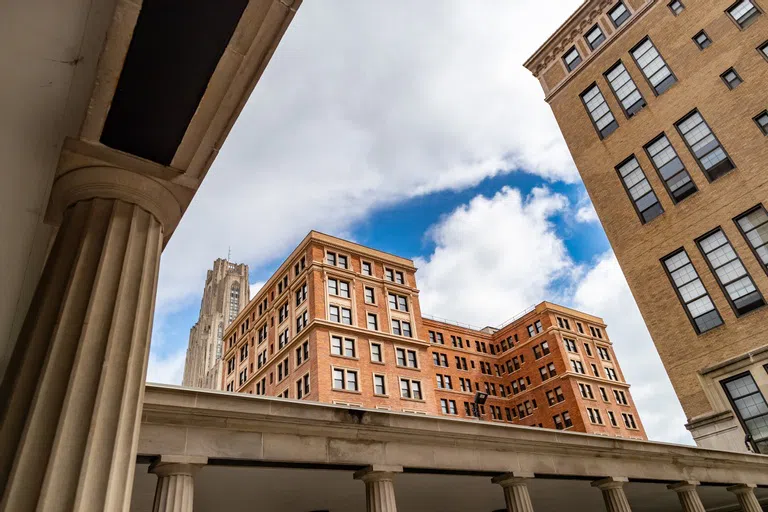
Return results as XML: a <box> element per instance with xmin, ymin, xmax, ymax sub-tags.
<box><xmin>183</xmin><ymin>259</ymin><xmax>249</xmax><ymax>389</ymax></box>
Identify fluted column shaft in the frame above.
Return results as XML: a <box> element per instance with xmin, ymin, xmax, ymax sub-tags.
<box><xmin>727</xmin><ymin>484</ymin><xmax>762</xmax><ymax>512</ymax></box>
<box><xmin>150</xmin><ymin>459</ymin><xmax>205</xmax><ymax>512</ymax></box>
<box><xmin>354</xmin><ymin>466</ymin><xmax>402</xmax><ymax>512</ymax></box>
<box><xmin>492</xmin><ymin>473</ymin><xmax>535</xmax><ymax>512</ymax></box>
<box><xmin>592</xmin><ymin>477</ymin><xmax>632</xmax><ymax>512</ymax></box>
<box><xmin>668</xmin><ymin>481</ymin><xmax>705</xmax><ymax>512</ymax></box>
<box><xmin>0</xmin><ymin>193</ymin><xmax>166</xmax><ymax>512</ymax></box>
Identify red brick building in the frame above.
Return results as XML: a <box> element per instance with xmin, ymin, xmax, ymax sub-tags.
<box><xmin>222</xmin><ymin>231</ymin><xmax>646</xmax><ymax>438</ymax></box>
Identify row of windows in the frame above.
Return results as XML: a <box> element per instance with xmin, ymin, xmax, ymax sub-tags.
<box><xmin>332</xmin><ymin>368</ymin><xmax>424</xmax><ymax>401</ymax></box>
<box><xmin>563</xmin><ymin>1</ymin><xmax>633</xmax><ymax>73</ymax></box>
<box><xmin>579</xmin><ymin>381</ymin><xmax>630</xmax><ymax>406</ymax></box>
<box><xmin>586</xmin><ymin>407</ymin><xmax>639</xmax><ymax>429</ymax></box>
<box><xmin>327</xmin><ymin>250</ymin><xmax>408</xmax><ymax>286</ymax></box>
<box><xmin>663</xmin><ymin>206</ymin><xmax>768</xmax><ymax>334</ymax></box>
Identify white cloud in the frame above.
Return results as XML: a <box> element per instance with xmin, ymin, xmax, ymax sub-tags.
<box><xmin>146</xmin><ymin>348</ymin><xmax>186</xmax><ymax>385</ymax></box>
<box><xmin>575</xmin><ymin>202</ymin><xmax>599</xmax><ymax>224</ymax></box>
<box><xmin>415</xmin><ymin>186</ymin><xmax>577</xmax><ymax>328</ymax></box>
<box><xmin>417</xmin><ymin>188</ymin><xmax>692</xmax><ymax>445</ymax></box>
<box><xmin>249</xmin><ymin>281</ymin><xmax>266</xmax><ymax>301</ymax></box>
<box><xmin>155</xmin><ymin>0</ymin><xmax>582</xmax><ymax>315</ymax></box>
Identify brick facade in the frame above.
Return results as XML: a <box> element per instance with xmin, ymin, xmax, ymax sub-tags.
<box><xmin>221</xmin><ymin>231</ymin><xmax>646</xmax><ymax>439</ymax></box>
<box><xmin>525</xmin><ymin>0</ymin><xmax>768</xmax><ymax>450</ymax></box>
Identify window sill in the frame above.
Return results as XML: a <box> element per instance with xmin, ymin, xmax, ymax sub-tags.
<box><xmin>331</xmin><ymin>388</ymin><xmax>362</xmax><ymax>395</ymax></box>
<box><xmin>395</xmin><ymin>364</ymin><xmax>420</xmax><ymax>371</ymax></box>
<box><xmin>399</xmin><ymin>397</ymin><xmax>426</xmax><ymax>403</ymax></box>
<box><xmin>330</xmin><ymin>354</ymin><xmax>359</xmax><ymax>361</ymax></box>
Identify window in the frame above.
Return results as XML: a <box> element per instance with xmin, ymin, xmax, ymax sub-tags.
<box><xmin>364</xmin><ymin>287</ymin><xmax>375</xmax><ymax>304</ymax></box>
<box><xmin>371</xmin><ymin>342</ymin><xmax>383</xmax><ymax>363</ymax></box>
<box><xmin>385</xmin><ymin>268</ymin><xmax>394</xmax><ymax>281</ymax></box>
<box><xmin>534</xmin><ymin>320</ymin><xmax>543</xmax><ymax>333</ymax></box>
<box><xmin>564</xmin><ymin>338</ymin><xmax>578</xmax><ymax>353</ymax></box>
<box><xmin>616</xmin><ymin>157</ymin><xmax>663</xmax><ymax>223</ymax></box>
<box><xmin>332</xmin><ymin>368</ymin><xmax>358</xmax><ymax>391</ymax></box>
<box><xmin>597</xmin><ymin>347</ymin><xmax>611</xmax><ymax>361</ymax></box>
<box><xmin>338</xmin><ymin>255</ymin><xmax>348</xmax><ymax>269</ymax></box>
<box><xmin>622</xmin><ymin>412</ymin><xmax>638</xmax><ymax>429</ymax></box>
<box><xmin>614</xmin><ymin>389</ymin><xmax>629</xmax><ymax>405</ymax></box>
<box><xmin>760</xmin><ymin>41</ymin><xmax>768</xmax><ymax>60</ymax></box>
<box><xmin>581</xmin><ymin>84</ymin><xmax>618</xmax><ymax>139</ymax></box>
<box><xmin>723</xmin><ymin>372</ymin><xmax>768</xmax><ymax>452</ymax></box>
<box><xmin>278</xmin><ymin>302</ymin><xmax>289</xmax><ymax>323</ymax></box>
<box><xmin>571</xmin><ymin>360</ymin><xmax>586</xmax><ymax>374</ymax></box>
<box><xmin>396</xmin><ymin>347</ymin><xmax>418</xmax><ymax>368</ymax></box>
<box><xmin>586</xmin><ymin>24</ymin><xmax>606</xmax><ymax>50</ymax></box>
<box><xmin>721</xmin><ymin>68</ymin><xmax>743</xmax><ymax>90</ymax></box>
<box><xmin>367</xmin><ymin>313</ymin><xmax>378</xmax><ymax>331</ymax></box>
<box><xmin>331</xmin><ymin>335</ymin><xmax>356</xmax><ymax>358</ymax></box>
<box><xmin>727</xmin><ymin>0</ymin><xmax>762</xmax><ymax>28</ymax></box>
<box><xmin>631</xmin><ymin>38</ymin><xmax>676</xmax><ymax>95</ymax></box>
<box><xmin>441</xmin><ymin>400</ymin><xmax>457</xmax><ymax>415</ymax></box>
<box><xmin>735</xmin><ymin>205</ymin><xmax>768</xmax><ymax>271</ymax></box>
<box><xmin>400</xmin><ymin>379</ymin><xmax>423</xmax><ymax>400</ymax></box>
<box><xmin>600</xmin><ymin>387</ymin><xmax>609</xmax><ymax>402</ymax></box>
<box><xmin>583</xmin><ymin>343</ymin><xmax>593</xmax><ymax>357</ymax></box>
<box><xmin>556</xmin><ymin>317</ymin><xmax>570</xmax><ymax>330</ymax></box>
<box><xmin>587</xmin><ymin>407</ymin><xmax>604</xmax><ymax>425</ymax></box>
<box><xmin>294</xmin><ymin>256</ymin><xmax>306</xmax><ymax>277</ymax></box>
<box><xmin>229</xmin><ymin>283</ymin><xmax>240</xmax><ymax>323</ymax></box>
<box><xmin>697</xmin><ymin>229</ymin><xmax>764</xmax><ymax>315</ymax></box>
<box><xmin>296</xmin><ymin>310</ymin><xmax>308</xmax><ymax>333</ymax></box>
<box><xmin>329</xmin><ymin>305</ymin><xmax>352</xmax><ymax>325</ymax></box>
<box><xmin>609</xmin><ymin>2</ymin><xmax>631</xmax><ymax>27</ymax></box>
<box><xmin>278</xmin><ymin>328</ymin><xmax>289</xmax><ymax>349</ymax></box>
<box><xmin>374</xmin><ymin>374</ymin><xmax>387</xmax><ymax>395</ymax></box>
<box><xmin>277</xmin><ymin>358</ymin><xmax>288</xmax><ymax>382</ymax></box>
<box><xmin>645</xmin><ymin>134</ymin><xmax>697</xmax><ymax>203</ymax></box>
<box><xmin>579</xmin><ymin>383</ymin><xmax>595</xmax><ymax>399</ymax></box>
<box><xmin>606</xmin><ymin>368</ymin><xmax>618</xmax><ymax>381</ymax></box>
<box><xmin>296</xmin><ymin>340</ymin><xmax>309</xmax><ymax>366</ymax></box>
<box><xmin>605</xmin><ymin>62</ymin><xmax>646</xmax><ymax>118</ymax></box>
<box><xmin>326</xmin><ymin>252</ymin><xmax>336</xmax><ymax>266</ymax></box>
<box><xmin>553</xmin><ymin>414</ymin><xmax>564</xmax><ymax>430</ymax></box>
<box><xmin>433</xmin><ymin>352</ymin><xmax>448</xmax><ymax>367</ymax></box>
<box><xmin>392</xmin><ymin>320</ymin><xmax>412</xmax><ymax>337</ymax></box>
<box><xmin>591</xmin><ymin>363</ymin><xmax>600</xmax><ymax>377</ymax></box>
<box><xmin>608</xmin><ymin>411</ymin><xmax>618</xmax><ymax>427</ymax></box>
<box><xmin>693</xmin><ymin>31</ymin><xmax>712</xmax><ymax>50</ymax></box>
<box><xmin>328</xmin><ymin>278</ymin><xmax>350</xmax><ymax>298</ymax></box>
<box><xmin>362</xmin><ymin>261</ymin><xmax>372</xmax><ymax>276</ymax></box>
<box><xmin>388</xmin><ymin>293</ymin><xmax>409</xmax><ymax>312</ymax></box>
<box><xmin>295</xmin><ymin>283</ymin><xmax>307</xmax><ymax>306</ymax></box>
<box><xmin>296</xmin><ymin>374</ymin><xmax>310</xmax><ymax>399</ymax></box>
<box><xmin>395</xmin><ymin>271</ymin><xmax>404</xmax><ymax>284</ymax></box>
<box><xmin>669</xmin><ymin>0</ymin><xmax>684</xmax><ymax>15</ymax></box>
<box><xmin>527</xmin><ymin>325</ymin><xmax>535</xmax><ymax>337</ymax></box>
<box><xmin>563</xmin><ymin>46</ymin><xmax>582</xmax><ymax>72</ymax></box>
<box><xmin>754</xmin><ymin>111</ymin><xmax>768</xmax><ymax>135</ymax></box>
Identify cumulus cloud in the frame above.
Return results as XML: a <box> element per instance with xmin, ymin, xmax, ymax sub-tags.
<box><xmin>146</xmin><ymin>348</ymin><xmax>186</xmax><ymax>385</ymax></box>
<box><xmin>416</xmin><ymin>188</ymin><xmax>692</xmax><ymax>444</ymax></box>
<box><xmin>155</xmin><ymin>0</ymin><xmax>582</xmax><ymax>314</ymax></box>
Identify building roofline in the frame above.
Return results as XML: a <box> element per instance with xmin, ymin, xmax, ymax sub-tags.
<box><xmin>523</xmin><ymin>0</ymin><xmax>596</xmax><ymax>70</ymax></box>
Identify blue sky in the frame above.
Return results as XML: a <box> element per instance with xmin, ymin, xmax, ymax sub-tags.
<box><xmin>146</xmin><ymin>0</ymin><xmax>692</xmax><ymax>445</ymax></box>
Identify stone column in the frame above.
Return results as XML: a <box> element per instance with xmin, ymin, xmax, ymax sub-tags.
<box><xmin>150</xmin><ymin>456</ymin><xmax>207</xmax><ymax>512</ymax></box>
<box><xmin>667</xmin><ymin>481</ymin><xmax>705</xmax><ymax>512</ymax></box>
<box><xmin>354</xmin><ymin>465</ymin><xmax>403</xmax><ymax>512</ymax></box>
<box><xmin>592</xmin><ymin>477</ymin><xmax>632</xmax><ymax>512</ymax></box>
<box><xmin>0</xmin><ymin>167</ymin><xmax>180</xmax><ymax>512</ymax></box>
<box><xmin>727</xmin><ymin>483</ymin><xmax>762</xmax><ymax>512</ymax></box>
<box><xmin>492</xmin><ymin>472</ymin><xmax>535</xmax><ymax>512</ymax></box>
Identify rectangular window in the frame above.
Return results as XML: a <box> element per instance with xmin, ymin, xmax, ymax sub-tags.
<box><xmin>571</xmin><ymin>360</ymin><xmax>585</xmax><ymax>374</ymax></box>
<box><xmin>662</xmin><ymin>249</ymin><xmax>723</xmax><ymax>334</ymax></box>
<box><xmin>367</xmin><ymin>313</ymin><xmax>378</xmax><ymax>331</ymax></box>
<box><xmin>586</xmin><ymin>24</ymin><xmax>606</xmax><ymax>50</ymax></box>
<box><xmin>400</xmin><ymin>379</ymin><xmax>423</xmax><ymax>400</ymax></box>
<box><xmin>727</xmin><ymin>0</ymin><xmax>762</xmax><ymax>28</ymax></box>
<box><xmin>388</xmin><ymin>293</ymin><xmax>409</xmax><ymax>312</ymax></box>
<box><xmin>609</xmin><ymin>1</ymin><xmax>631</xmax><ymax>27</ymax></box>
<box><xmin>374</xmin><ymin>374</ymin><xmax>387</xmax><ymax>395</ymax></box>
<box><xmin>364</xmin><ymin>287</ymin><xmax>375</xmax><ymax>304</ymax></box>
<box><xmin>606</xmin><ymin>368</ymin><xmax>618</xmax><ymax>381</ymax></box>
<box><xmin>362</xmin><ymin>261</ymin><xmax>372</xmax><ymax>276</ymax></box>
<box><xmin>754</xmin><ymin>111</ymin><xmax>768</xmax><ymax>135</ymax></box>
<box><xmin>697</xmin><ymin>229</ymin><xmax>764</xmax><ymax>315</ymax></box>
<box><xmin>669</xmin><ymin>0</ymin><xmax>684</xmax><ymax>15</ymax></box>
<box><xmin>645</xmin><ymin>134</ymin><xmax>697</xmax><ymax>203</ymax></box>
<box><xmin>622</xmin><ymin>413</ymin><xmax>638</xmax><ymax>429</ymax></box>
<box><xmin>395</xmin><ymin>271</ymin><xmax>404</xmax><ymax>284</ymax></box>
<box><xmin>631</xmin><ymin>38</ymin><xmax>676</xmax><ymax>95</ymax></box>
<box><xmin>338</xmin><ymin>255</ymin><xmax>348</xmax><ymax>269</ymax></box>
<box><xmin>721</xmin><ymin>68</ymin><xmax>743</xmax><ymax>89</ymax></box>
<box><xmin>581</xmin><ymin>84</ymin><xmax>618</xmax><ymax>139</ymax></box>
<box><xmin>564</xmin><ymin>338</ymin><xmax>578</xmax><ymax>353</ymax></box>
<box><xmin>371</xmin><ymin>342</ymin><xmax>383</xmax><ymax>363</ymax></box>
<box><xmin>616</xmin><ymin>156</ymin><xmax>663</xmax><ymax>223</ymax></box>
<box><xmin>723</xmin><ymin>372</ymin><xmax>768</xmax><ymax>452</ymax></box>
<box><xmin>735</xmin><ymin>205</ymin><xmax>768</xmax><ymax>271</ymax></box>
<box><xmin>760</xmin><ymin>41</ymin><xmax>768</xmax><ymax>60</ymax></box>
<box><xmin>327</xmin><ymin>252</ymin><xmax>336</xmax><ymax>266</ymax></box>
<box><xmin>605</xmin><ymin>62</ymin><xmax>646</xmax><ymax>118</ymax></box>
<box><xmin>563</xmin><ymin>46</ymin><xmax>582</xmax><ymax>72</ymax></box>
<box><xmin>396</xmin><ymin>347</ymin><xmax>418</xmax><ymax>368</ymax></box>
<box><xmin>694</xmin><ymin>31</ymin><xmax>712</xmax><ymax>50</ymax></box>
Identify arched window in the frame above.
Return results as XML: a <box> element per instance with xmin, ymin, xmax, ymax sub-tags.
<box><xmin>229</xmin><ymin>283</ymin><xmax>240</xmax><ymax>323</ymax></box>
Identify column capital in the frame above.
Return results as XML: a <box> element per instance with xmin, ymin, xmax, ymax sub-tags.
<box><xmin>492</xmin><ymin>472</ymin><xmax>536</xmax><ymax>486</ymax></box>
<box><xmin>354</xmin><ymin>465</ymin><xmax>403</xmax><ymax>482</ymax></box>
<box><xmin>592</xmin><ymin>476</ymin><xmax>629</xmax><ymax>490</ymax></box>
<box><xmin>47</xmin><ymin>166</ymin><xmax>183</xmax><ymax>234</ymax></box>
<box><xmin>668</xmin><ymin>480</ymin><xmax>701</xmax><ymax>492</ymax></box>
<box><xmin>149</xmin><ymin>455</ymin><xmax>208</xmax><ymax>478</ymax></box>
<box><xmin>726</xmin><ymin>483</ymin><xmax>757</xmax><ymax>494</ymax></box>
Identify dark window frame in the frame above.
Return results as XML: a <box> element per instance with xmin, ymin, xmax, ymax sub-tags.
<box><xmin>695</xmin><ymin>227</ymin><xmax>765</xmax><ymax>317</ymax></box>
<box><xmin>643</xmin><ymin>132</ymin><xmax>698</xmax><ymax>204</ymax></box>
<box><xmin>580</xmin><ymin>82</ymin><xmax>619</xmax><ymax>140</ymax></box>
<box><xmin>726</xmin><ymin>0</ymin><xmax>763</xmax><ymax>29</ymax></box>
<box><xmin>674</xmin><ymin>109</ymin><xmax>735</xmax><ymax>183</ymax></box>
<box><xmin>668</xmin><ymin>0</ymin><xmax>685</xmax><ymax>15</ymax></box>
<box><xmin>609</xmin><ymin>1</ymin><xmax>631</xmax><ymax>28</ymax></box>
<box><xmin>615</xmin><ymin>154</ymin><xmax>664</xmax><ymax>224</ymax></box>
<box><xmin>754</xmin><ymin>110</ymin><xmax>768</xmax><ymax>135</ymax></box>
<box><xmin>630</xmin><ymin>36</ymin><xmax>678</xmax><ymax>96</ymax></box>
<box><xmin>585</xmin><ymin>23</ymin><xmax>606</xmax><ymax>50</ymax></box>
<box><xmin>720</xmin><ymin>67</ymin><xmax>744</xmax><ymax>89</ymax></box>
<box><xmin>563</xmin><ymin>46</ymin><xmax>583</xmax><ymax>72</ymax></box>
<box><xmin>759</xmin><ymin>40</ymin><xmax>768</xmax><ymax>61</ymax></box>
<box><xmin>660</xmin><ymin>248</ymin><xmax>724</xmax><ymax>335</ymax></box>
<box><xmin>733</xmin><ymin>204</ymin><xmax>768</xmax><ymax>276</ymax></box>
<box><xmin>693</xmin><ymin>30</ymin><xmax>712</xmax><ymax>50</ymax></box>
<box><xmin>721</xmin><ymin>371</ymin><xmax>768</xmax><ymax>453</ymax></box>
<box><xmin>604</xmin><ymin>60</ymin><xmax>647</xmax><ymax>119</ymax></box>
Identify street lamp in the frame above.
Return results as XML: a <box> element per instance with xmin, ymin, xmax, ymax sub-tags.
<box><xmin>472</xmin><ymin>391</ymin><xmax>489</xmax><ymax>419</ymax></box>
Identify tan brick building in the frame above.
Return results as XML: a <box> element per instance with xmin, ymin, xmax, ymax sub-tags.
<box><xmin>221</xmin><ymin>231</ymin><xmax>645</xmax><ymax>439</ymax></box>
<box><xmin>525</xmin><ymin>0</ymin><xmax>768</xmax><ymax>452</ymax></box>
